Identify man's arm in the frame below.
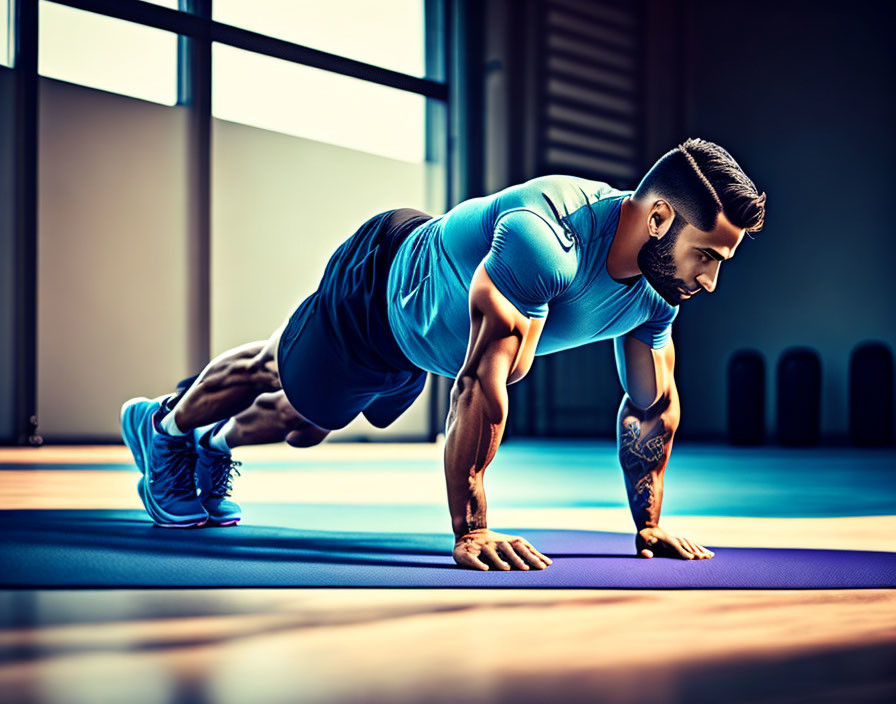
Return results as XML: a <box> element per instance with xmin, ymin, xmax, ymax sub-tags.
<box><xmin>614</xmin><ymin>334</ymin><xmax>714</xmax><ymax>560</ymax></box>
<box><xmin>446</xmin><ymin>263</ymin><xmax>552</xmax><ymax>571</ymax></box>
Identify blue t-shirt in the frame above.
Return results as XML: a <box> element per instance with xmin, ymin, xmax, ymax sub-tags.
<box><xmin>386</xmin><ymin>175</ymin><xmax>678</xmax><ymax>377</ymax></box>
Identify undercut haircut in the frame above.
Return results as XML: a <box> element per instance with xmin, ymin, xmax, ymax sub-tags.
<box><xmin>634</xmin><ymin>138</ymin><xmax>766</xmax><ymax>233</ymax></box>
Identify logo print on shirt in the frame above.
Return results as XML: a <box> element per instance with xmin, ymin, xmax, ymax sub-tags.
<box><xmin>542</xmin><ymin>194</ymin><xmax>578</xmax><ymax>252</ymax></box>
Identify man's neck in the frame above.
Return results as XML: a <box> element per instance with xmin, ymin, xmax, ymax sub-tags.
<box><xmin>606</xmin><ymin>196</ymin><xmax>649</xmax><ymax>282</ymax></box>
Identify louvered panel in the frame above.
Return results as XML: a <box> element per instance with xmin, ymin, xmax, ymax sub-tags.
<box><xmin>546</xmin><ymin>9</ymin><xmax>634</xmax><ymax>51</ymax></box>
<box><xmin>545</xmin><ymin>147</ymin><xmax>637</xmax><ymax>181</ymax></box>
<box><xmin>549</xmin><ymin>0</ymin><xmax>634</xmax><ymax>29</ymax></box>
<box><xmin>537</xmin><ymin>0</ymin><xmax>643</xmax><ymax>186</ymax></box>
<box><xmin>546</xmin><ymin>33</ymin><xmax>634</xmax><ymax>72</ymax></box>
<box><xmin>546</xmin><ymin>103</ymin><xmax>636</xmax><ymax>140</ymax></box>
<box><xmin>513</xmin><ymin>0</ymin><xmax>645</xmax><ymax>439</ymax></box>
<box><xmin>547</xmin><ymin>55</ymin><xmax>635</xmax><ymax>95</ymax></box>
<box><xmin>545</xmin><ymin>126</ymin><xmax>637</xmax><ymax>161</ymax></box>
<box><xmin>546</xmin><ymin>78</ymin><xmax>636</xmax><ymax>117</ymax></box>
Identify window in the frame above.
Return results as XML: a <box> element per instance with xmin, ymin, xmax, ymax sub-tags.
<box><xmin>213</xmin><ymin>43</ymin><xmax>427</xmax><ymax>163</ymax></box>
<box><xmin>213</xmin><ymin>0</ymin><xmax>427</xmax><ymax>78</ymax></box>
<box><xmin>1</xmin><ymin>0</ymin><xmax>11</xmax><ymax>67</ymax></box>
<box><xmin>38</xmin><ymin>1</ymin><xmax>178</xmax><ymax>105</ymax></box>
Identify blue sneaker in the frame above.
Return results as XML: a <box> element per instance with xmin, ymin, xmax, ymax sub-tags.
<box><xmin>195</xmin><ymin>423</ymin><xmax>242</xmax><ymax>526</ymax></box>
<box><xmin>120</xmin><ymin>396</ymin><xmax>208</xmax><ymax>528</ymax></box>
<box><xmin>120</xmin><ymin>395</ymin><xmax>164</xmax><ymax>476</ymax></box>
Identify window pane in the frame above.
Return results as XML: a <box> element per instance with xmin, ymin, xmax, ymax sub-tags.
<box><xmin>38</xmin><ymin>1</ymin><xmax>178</xmax><ymax>106</ymax></box>
<box><xmin>213</xmin><ymin>43</ymin><xmax>426</xmax><ymax>163</ymax></box>
<box><xmin>213</xmin><ymin>0</ymin><xmax>426</xmax><ymax>78</ymax></box>
<box><xmin>1</xmin><ymin>0</ymin><xmax>11</xmax><ymax>68</ymax></box>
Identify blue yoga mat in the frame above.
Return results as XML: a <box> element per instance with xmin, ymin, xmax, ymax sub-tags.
<box><xmin>2</xmin><ymin>509</ymin><xmax>894</xmax><ymax>589</ymax></box>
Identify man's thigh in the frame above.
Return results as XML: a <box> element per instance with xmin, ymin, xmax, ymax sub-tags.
<box><xmin>261</xmin><ymin>318</ymin><xmax>289</xmax><ymax>377</ymax></box>
<box><xmin>276</xmin><ymin>294</ymin><xmax>387</xmax><ymax>431</ymax></box>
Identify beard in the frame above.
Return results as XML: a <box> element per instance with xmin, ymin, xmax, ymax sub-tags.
<box><xmin>636</xmin><ymin>217</ymin><xmax>690</xmax><ymax>306</ymax></box>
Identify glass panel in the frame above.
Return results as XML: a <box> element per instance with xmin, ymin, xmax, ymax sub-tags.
<box><xmin>211</xmin><ymin>90</ymin><xmax>446</xmax><ymax>439</ymax></box>
<box><xmin>1</xmin><ymin>0</ymin><xmax>11</xmax><ymax>68</ymax></box>
<box><xmin>213</xmin><ymin>0</ymin><xmax>426</xmax><ymax>78</ymax></box>
<box><xmin>213</xmin><ymin>43</ymin><xmax>426</xmax><ymax>163</ymax></box>
<box><xmin>38</xmin><ymin>1</ymin><xmax>178</xmax><ymax>106</ymax></box>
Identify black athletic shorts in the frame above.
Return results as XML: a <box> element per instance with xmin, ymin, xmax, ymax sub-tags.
<box><xmin>276</xmin><ymin>208</ymin><xmax>431</xmax><ymax>430</ymax></box>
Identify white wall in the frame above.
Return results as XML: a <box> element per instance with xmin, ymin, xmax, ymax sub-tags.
<box><xmin>34</xmin><ymin>78</ymin><xmax>444</xmax><ymax>440</ymax></box>
<box><xmin>37</xmin><ymin>78</ymin><xmax>192</xmax><ymax>439</ymax></box>
<box><xmin>211</xmin><ymin>118</ymin><xmax>444</xmax><ymax>439</ymax></box>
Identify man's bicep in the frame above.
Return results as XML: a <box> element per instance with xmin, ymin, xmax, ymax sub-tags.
<box><xmin>614</xmin><ymin>334</ymin><xmax>676</xmax><ymax>411</ymax></box>
<box><xmin>460</xmin><ymin>264</ymin><xmax>544</xmax><ymax>388</ymax></box>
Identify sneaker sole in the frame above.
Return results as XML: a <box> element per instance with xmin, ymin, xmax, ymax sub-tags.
<box><xmin>137</xmin><ymin>476</ymin><xmax>208</xmax><ymax>528</ymax></box>
<box><xmin>123</xmin><ymin>397</ymin><xmax>208</xmax><ymax>527</ymax></box>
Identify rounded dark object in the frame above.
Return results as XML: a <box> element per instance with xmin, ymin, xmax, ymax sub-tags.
<box><xmin>849</xmin><ymin>342</ymin><xmax>894</xmax><ymax>446</ymax></box>
<box><xmin>727</xmin><ymin>350</ymin><xmax>765</xmax><ymax>445</ymax></box>
<box><xmin>776</xmin><ymin>347</ymin><xmax>822</xmax><ymax>446</ymax></box>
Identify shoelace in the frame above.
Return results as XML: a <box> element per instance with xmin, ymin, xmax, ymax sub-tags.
<box><xmin>210</xmin><ymin>458</ymin><xmax>242</xmax><ymax>498</ymax></box>
<box><xmin>153</xmin><ymin>447</ymin><xmax>199</xmax><ymax>501</ymax></box>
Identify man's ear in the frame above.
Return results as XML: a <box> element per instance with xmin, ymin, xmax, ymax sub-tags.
<box><xmin>648</xmin><ymin>200</ymin><xmax>675</xmax><ymax>239</ymax></box>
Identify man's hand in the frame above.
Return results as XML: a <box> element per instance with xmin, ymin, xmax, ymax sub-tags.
<box><xmin>637</xmin><ymin>526</ymin><xmax>715</xmax><ymax>560</ymax></box>
<box><xmin>453</xmin><ymin>529</ymin><xmax>553</xmax><ymax>571</ymax></box>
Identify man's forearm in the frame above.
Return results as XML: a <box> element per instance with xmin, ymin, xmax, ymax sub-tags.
<box><xmin>617</xmin><ymin>394</ymin><xmax>676</xmax><ymax>530</ymax></box>
<box><xmin>444</xmin><ymin>375</ymin><xmax>506</xmax><ymax>539</ymax></box>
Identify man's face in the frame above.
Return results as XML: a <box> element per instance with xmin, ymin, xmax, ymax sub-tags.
<box><xmin>637</xmin><ymin>205</ymin><xmax>745</xmax><ymax>306</ymax></box>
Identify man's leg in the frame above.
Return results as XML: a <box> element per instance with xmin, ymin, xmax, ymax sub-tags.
<box><xmin>188</xmin><ymin>390</ymin><xmax>328</xmax><ymax>526</ymax></box>
<box><xmin>121</xmin><ymin>325</ymin><xmax>286</xmax><ymax>527</ymax></box>
<box><xmin>163</xmin><ymin>327</ymin><xmax>284</xmax><ymax>436</ymax></box>
<box><xmin>221</xmin><ymin>391</ymin><xmax>331</xmax><ymax>449</ymax></box>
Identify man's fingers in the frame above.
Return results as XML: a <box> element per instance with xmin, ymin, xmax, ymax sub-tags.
<box><xmin>692</xmin><ymin>542</ymin><xmax>715</xmax><ymax>559</ymax></box>
<box><xmin>512</xmin><ymin>542</ymin><xmax>547</xmax><ymax>570</ymax></box>
<box><xmin>497</xmin><ymin>542</ymin><xmax>530</xmax><ymax>570</ymax></box>
<box><xmin>684</xmin><ymin>539</ymin><xmax>707</xmax><ymax>558</ymax></box>
<box><xmin>681</xmin><ymin>538</ymin><xmax>701</xmax><ymax>558</ymax></box>
<box><xmin>637</xmin><ymin>532</ymin><xmax>714</xmax><ymax>560</ymax></box>
<box><xmin>482</xmin><ymin>545</ymin><xmax>511</xmax><ymax>570</ymax></box>
<box><xmin>454</xmin><ymin>544</ymin><xmax>489</xmax><ymax>570</ymax></box>
<box><xmin>682</xmin><ymin>538</ymin><xmax>712</xmax><ymax>559</ymax></box>
<box><xmin>454</xmin><ymin>545</ymin><xmax>490</xmax><ymax>571</ymax></box>
<box><xmin>671</xmin><ymin>538</ymin><xmax>694</xmax><ymax>559</ymax></box>
<box><xmin>522</xmin><ymin>541</ymin><xmax>553</xmax><ymax>566</ymax></box>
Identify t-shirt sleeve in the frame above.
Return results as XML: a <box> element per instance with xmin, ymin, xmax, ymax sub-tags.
<box><xmin>629</xmin><ymin>302</ymin><xmax>679</xmax><ymax>350</ymax></box>
<box><xmin>482</xmin><ymin>208</ymin><xmax>578</xmax><ymax>318</ymax></box>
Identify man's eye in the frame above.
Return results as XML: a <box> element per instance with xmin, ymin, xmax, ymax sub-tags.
<box><xmin>698</xmin><ymin>252</ymin><xmax>710</xmax><ymax>263</ymax></box>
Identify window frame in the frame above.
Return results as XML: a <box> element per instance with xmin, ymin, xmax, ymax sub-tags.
<box><xmin>7</xmin><ymin>0</ymin><xmax>457</xmax><ymax>443</ymax></box>
<box><xmin>47</xmin><ymin>0</ymin><xmax>449</xmax><ymax>101</ymax></box>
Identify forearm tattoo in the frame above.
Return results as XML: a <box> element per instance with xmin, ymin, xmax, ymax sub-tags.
<box><xmin>464</xmin><ymin>493</ymin><xmax>486</xmax><ymax>534</ymax></box>
<box><xmin>618</xmin><ymin>415</ymin><xmax>671</xmax><ymax>520</ymax></box>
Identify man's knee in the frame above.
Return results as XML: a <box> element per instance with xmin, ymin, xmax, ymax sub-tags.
<box><xmin>272</xmin><ymin>393</ymin><xmax>329</xmax><ymax>447</ymax></box>
<box><xmin>285</xmin><ymin>426</ymin><xmax>329</xmax><ymax>448</ymax></box>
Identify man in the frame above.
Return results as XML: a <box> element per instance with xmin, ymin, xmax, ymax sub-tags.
<box><xmin>121</xmin><ymin>138</ymin><xmax>766</xmax><ymax>570</ymax></box>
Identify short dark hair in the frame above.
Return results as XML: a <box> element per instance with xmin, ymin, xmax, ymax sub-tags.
<box><xmin>634</xmin><ymin>138</ymin><xmax>766</xmax><ymax>233</ymax></box>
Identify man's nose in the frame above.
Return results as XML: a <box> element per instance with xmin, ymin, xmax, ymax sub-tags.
<box><xmin>696</xmin><ymin>263</ymin><xmax>720</xmax><ymax>293</ymax></box>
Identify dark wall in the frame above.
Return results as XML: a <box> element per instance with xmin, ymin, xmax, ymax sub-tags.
<box><xmin>673</xmin><ymin>0</ymin><xmax>896</xmax><ymax>439</ymax></box>
<box><xmin>0</xmin><ymin>67</ymin><xmax>16</xmax><ymax>441</ymax></box>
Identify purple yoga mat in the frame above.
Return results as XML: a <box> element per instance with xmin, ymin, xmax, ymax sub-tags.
<box><xmin>2</xmin><ymin>511</ymin><xmax>894</xmax><ymax>588</ymax></box>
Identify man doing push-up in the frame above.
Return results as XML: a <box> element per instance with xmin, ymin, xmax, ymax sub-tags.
<box><xmin>121</xmin><ymin>138</ymin><xmax>766</xmax><ymax>571</ymax></box>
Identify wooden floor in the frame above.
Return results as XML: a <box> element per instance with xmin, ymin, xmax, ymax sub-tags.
<box><xmin>2</xmin><ymin>443</ymin><xmax>895</xmax><ymax>703</ymax></box>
